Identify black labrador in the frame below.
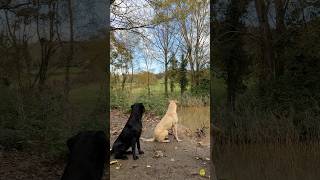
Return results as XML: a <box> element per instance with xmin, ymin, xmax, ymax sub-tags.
<box><xmin>111</xmin><ymin>103</ymin><xmax>145</xmax><ymax>160</ymax></box>
<box><xmin>61</xmin><ymin>131</ymin><xmax>108</xmax><ymax>180</ymax></box>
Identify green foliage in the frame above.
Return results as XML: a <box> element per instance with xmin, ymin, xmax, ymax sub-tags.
<box><xmin>269</xmin><ymin>55</ymin><xmax>320</xmax><ymax>110</ymax></box>
<box><xmin>260</xmin><ymin>19</ymin><xmax>320</xmax><ymax>112</ymax></box>
<box><xmin>191</xmin><ymin>78</ymin><xmax>210</xmax><ymax>97</ymax></box>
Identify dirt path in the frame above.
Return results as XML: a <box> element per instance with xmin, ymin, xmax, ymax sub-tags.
<box><xmin>109</xmin><ymin>110</ymin><xmax>211</xmax><ymax>180</ymax></box>
<box><xmin>0</xmin><ymin>151</ymin><xmax>64</xmax><ymax>180</ymax></box>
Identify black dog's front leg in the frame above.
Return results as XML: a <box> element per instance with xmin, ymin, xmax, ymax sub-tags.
<box><xmin>131</xmin><ymin>138</ymin><xmax>138</xmax><ymax>160</ymax></box>
<box><xmin>136</xmin><ymin>138</ymin><xmax>144</xmax><ymax>154</ymax></box>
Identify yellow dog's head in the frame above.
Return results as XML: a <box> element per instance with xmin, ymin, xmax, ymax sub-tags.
<box><xmin>169</xmin><ymin>100</ymin><xmax>179</xmax><ymax>104</ymax></box>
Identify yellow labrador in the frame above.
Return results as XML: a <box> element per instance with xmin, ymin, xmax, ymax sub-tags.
<box><xmin>141</xmin><ymin>100</ymin><xmax>182</xmax><ymax>143</ymax></box>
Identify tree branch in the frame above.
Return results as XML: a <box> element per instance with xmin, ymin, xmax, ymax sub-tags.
<box><xmin>0</xmin><ymin>2</ymin><xmax>32</xmax><ymax>10</ymax></box>
<box><xmin>111</xmin><ymin>24</ymin><xmax>154</xmax><ymax>31</ymax></box>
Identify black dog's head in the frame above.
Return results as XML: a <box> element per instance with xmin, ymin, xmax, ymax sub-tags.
<box><xmin>62</xmin><ymin>131</ymin><xmax>108</xmax><ymax>180</ymax></box>
<box><xmin>131</xmin><ymin>103</ymin><xmax>145</xmax><ymax>114</ymax></box>
<box><xmin>67</xmin><ymin>131</ymin><xmax>107</xmax><ymax>155</ymax></box>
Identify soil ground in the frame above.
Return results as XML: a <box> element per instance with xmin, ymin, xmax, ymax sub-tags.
<box><xmin>0</xmin><ymin>151</ymin><xmax>64</xmax><ymax>180</ymax></box>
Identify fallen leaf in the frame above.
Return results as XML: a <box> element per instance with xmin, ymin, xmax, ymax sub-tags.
<box><xmin>199</xmin><ymin>168</ymin><xmax>206</xmax><ymax>176</ymax></box>
<box><xmin>110</xmin><ymin>160</ymin><xmax>118</xmax><ymax>165</ymax></box>
<box><xmin>111</xmin><ymin>130</ymin><xmax>118</xmax><ymax>135</ymax></box>
<box><xmin>153</xmin><ymin>150</ymin><xmax>164</xmax><ymax>158</ymax></box>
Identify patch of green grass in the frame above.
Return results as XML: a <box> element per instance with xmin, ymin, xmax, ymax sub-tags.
<box><xmin>70</xmin><ymin>83</ymin><xmax>102</xmax><ymax>108</ymax></box>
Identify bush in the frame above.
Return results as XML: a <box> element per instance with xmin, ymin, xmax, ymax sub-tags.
<box><xmin>135</xmin><ymin>94</ymin><xmax>168</xmax><ymax>116</ymax></box>
<box><xmin>0</xmin><ymin>86</ymin><xmax>67</xmax><ymax>155</ymax></box>
<box><xmin>180</xmin><ymin>92</ymin><xmax>209</xmax><ymax>107</ymax></box>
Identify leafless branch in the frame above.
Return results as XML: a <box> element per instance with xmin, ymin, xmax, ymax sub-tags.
<box><xmin>111</xmin><ymin>24</ymin><xmax>154</xmax><ymax>31</ymax></box>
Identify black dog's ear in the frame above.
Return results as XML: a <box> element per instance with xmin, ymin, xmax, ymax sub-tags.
<box><xmin>131</xmin><ymin>104</ymin><xmax>134</xmax><ymax>109</ymax></box>
<box><xmin>67</xmin><ymin>133</ymin><xmax>80</xmax><ymax>152</ymax></box>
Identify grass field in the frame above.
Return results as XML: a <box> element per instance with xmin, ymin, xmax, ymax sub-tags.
<box><xmin>214</xmin><ymin>143</ymin><xmax>320</xmax><ymax>180</ymax></box>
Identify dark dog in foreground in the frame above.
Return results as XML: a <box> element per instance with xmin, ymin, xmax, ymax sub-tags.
<box><xmin>61</xmin><ymin>131</ymin><xmax>108</xmax><ymax>180</ymax></box>
<box><xmin>111</xmin><ymin>103</ymin><xmax>145</xmax><ymax>160</ymax></box>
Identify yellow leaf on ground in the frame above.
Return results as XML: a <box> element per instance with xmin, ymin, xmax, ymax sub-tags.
<box><xmin>110</xmin><ymin>160</ymin><xmax>119</xmax><ymax>165</ymax></box>
<box><xmin>199</xmin><ymin>168</ymin><xmax>205</xmax><ymax>176</ymax></box>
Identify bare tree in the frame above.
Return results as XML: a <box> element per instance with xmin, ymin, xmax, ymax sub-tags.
<box><xmin>149</xmin><ymin>2</ymin><xmax>180</xmax><ymax>97</ymax></box>
<box><xmin>31</xmin><ymin>0</ymin><xmax>62</xmax><ymax>90</ymax></box>
<box><xmin>110</xmin><ymin>31</ymin><xmax>135</xmax><ymax>91</ymax></box>
<box><xmin>141</xmin><ymin>40</ymin><xmax>155</xmax><ymax>96</ymax></box>
<box><xmin>64</xmin><ymin>0</ymin><xmax>74</xmax><ymax>98</ymax></box>
<box><xmin>176</xmin><ymin>0</ymin><xmax>210</xmax><ymax>89</ymax></box>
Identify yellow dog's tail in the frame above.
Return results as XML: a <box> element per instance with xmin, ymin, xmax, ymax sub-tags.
<box><xmin>140</xmin><ymin>137</ymin><xmax>155</xmax><ymax>142</ymax></box>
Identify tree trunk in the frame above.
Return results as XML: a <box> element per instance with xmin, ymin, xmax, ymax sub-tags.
<box><xmin>147</xmin><ymin>72</ymin><xmax>150</xmax><ymax>97</ymax></box>
<box><xmin>254</xmin><ymin>0</ymin><xmax>275</xmax><ymax>84</ymax></box>
<box><xmin>164</xmin><ymin>51</ymin><xmax>168</xmax><ymax>97</ymax></box>
<box><xmin>226</xmin><ymin>77</ymin><xmax>236</xmax><ymax>112</ymax></box>
<box><xmin>65</xmin><ymin>0</ymin><xmax>74</xmax><ymax>99</ymax></box>
<box><xmin>188</xmin><ymin>47</ymin><xmax>195</xmax><ymax>90</ymax></box>
<box><xmin>37</xmin><ymin>2</ymin><xmax>56</xmax><ymax>90</ymax></box>
<box><xmin>121</xmin><ymin>73</ymin><xmax>127</xmax><ymax>91</ymax></box>
<box><xmin>130</xmin><ymin>60</ymin><xmax>133</xmax><ymax>91</ymax></box>
<box><xmin>63</xmin><ymin>0</ymin><xmax>74</xmax><ymax>124</ymax></box>
<box><xmin>170</xmin><ymin>79</ymin><xmax>174</xmax><ymax>93</ymax></box>
<box><xmin>274</xmin><ymin>0</ymin><xmax>286</xmax><ymax>78</ymax></box>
